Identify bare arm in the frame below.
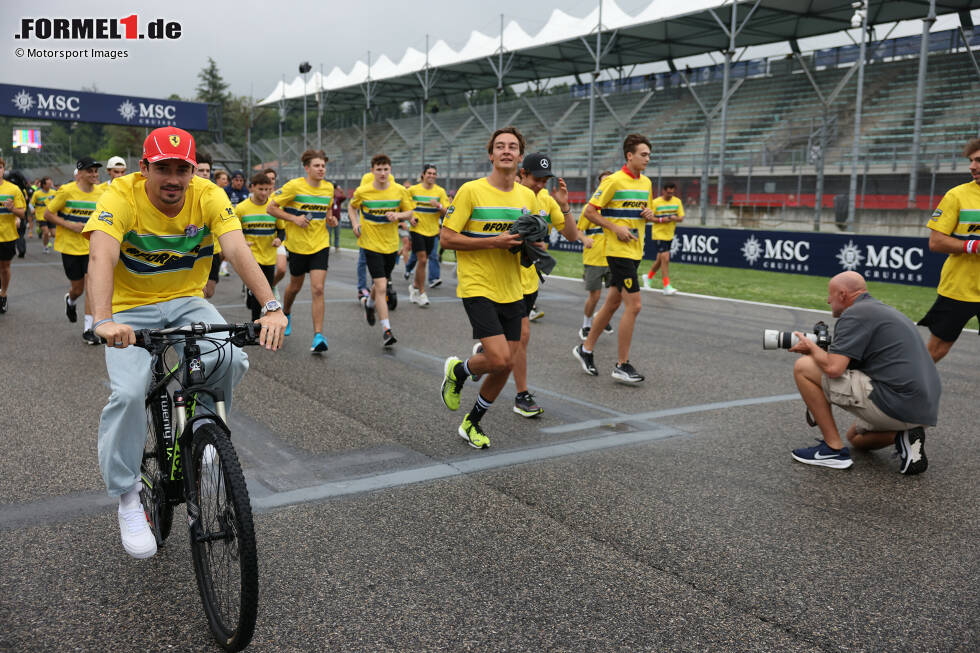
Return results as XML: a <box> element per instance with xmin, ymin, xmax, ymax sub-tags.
<box><xmin>789</xmin><ymin>335</ymin><xmax>851</xmax><ymax>378</ymax></box>
<box><xmin>89</xmin><ymin>231</ymin><xmax>137</xmax><ymax>348</ymax></box>
<box><xmin>440</xmin><ymin>226</ymin><xmax>523</xmax><ymax>252</ymax></box>
<box><xmin>267</xmin><ymin>200</ymin><xmax>307</xmax><ymax>227</ymax></box>
<box><xmin>928</xmin><ymin>228</ymin><xmax>973</xmax><ymax>255</ymax></box>
<box><xmin>348</xmin><ymin>203</ymin><xmax>361</xmax><ymax>237</ymax></box>
<box><xmin>218</xmin><ymin>229</ymin><xmax>287</xmax><ymax>350</ymax></box>
<box><xmin>584</xmin><ymin>204</ymin><xmax>634</xmax><ymax>242</ymax></box>
<box><xmin>45</xmin><ymin>208</ymin><xmax>82</xmax><ymax>232</ymax></box>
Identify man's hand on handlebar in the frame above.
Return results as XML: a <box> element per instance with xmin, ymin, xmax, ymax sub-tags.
<box><xmin>95</xmin><ymin>321</ymin><xmax>136</xmax><ymax>349</ymax></box>
<box><xmin>256</xmin><ymin>310</ymin><xmax>288</xmax><ymax>351</ymax></box>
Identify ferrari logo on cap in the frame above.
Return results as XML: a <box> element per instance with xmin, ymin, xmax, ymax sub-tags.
<box><xmin>169</xmin><ymin>134</ymin><xmax>180</xmax><ymax>147</ymax></box>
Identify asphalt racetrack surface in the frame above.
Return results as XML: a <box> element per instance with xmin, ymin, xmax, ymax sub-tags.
<box><xmin>1</xmin><ymin>244</ymin><xmax>977</xmax><ymax>652</ymax></box>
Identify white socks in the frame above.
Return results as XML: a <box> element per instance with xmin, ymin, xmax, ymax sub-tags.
<box><xmin>84</xmin><ymin>314</ymin><xmax>93</xmax><ymax>331</ymax></box>
<box><xmin>380</xmin><ymin>319</ymin><xmax>391</xmax><ymax>329</ymax></box>
<box><xmin>119</xmin><ymin>482</ymin><xmax>141</xmax><ymax>511</ymax></box>
<box><xmin>583</xmin><ymin>315</ymin><xmax>593</xmax><ymax>328</ymax></box>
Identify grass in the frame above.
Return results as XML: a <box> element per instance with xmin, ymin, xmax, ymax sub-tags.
<box><xmin>335</xmin><ymin>227</ymin><xmax>971</xmax><ymax>328</ymax></box>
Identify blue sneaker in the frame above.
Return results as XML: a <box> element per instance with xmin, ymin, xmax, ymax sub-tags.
<box><xmin>311</xmin><ymin>332</ymin><xmax>328</xmax><ymax>353</ymax></box>
<box><xmin>284</xmin><ymin>313</ymin><xmax>292</xmax><ymax>336</ymax></box>
<box><xmin>791</xmin><ymin>440</ymin><xmax>853</xmax><ymax>469</ymax></box>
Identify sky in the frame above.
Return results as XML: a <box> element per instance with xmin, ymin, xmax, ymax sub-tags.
<box><xmin>4</xmin><ymin>1</ymin><xmax>976</xmax><ymax>103</ymax></box>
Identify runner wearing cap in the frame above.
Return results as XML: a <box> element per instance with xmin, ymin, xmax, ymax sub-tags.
<box><xmin>508</xmin><ymin>153</ymin><xmax>589</xmax><ymax>417</ymax></box>
<box><xmin>0</xmin><ymin>157</ymin><xmax>27</xmax><ymax>314</ymax></box>
<box><xmin>84</xmin><ymin>126</ymin><xmax>287</xmax><ymax>559</ymax></box>
<box><xmin>102</xmin><ymin>156</ymin><xmax>127</xmax><ymax>190</ymax></box>
<box><xmin>44</xmin><ymin>156</ymin><xmax>106</xmax><ymax>344</ymax></box>
<box><xmin>266</xmin><ymin>149</ymin><xmax>336</xmax><ymax>353</ymax></box>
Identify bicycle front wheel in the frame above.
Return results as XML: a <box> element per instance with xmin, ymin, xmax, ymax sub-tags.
<box><xmin>187</xmin><ymin>423</ymin><xmax>258</xmax><ymax>652</ymax></box>
<box><xmin>141</xmin><ymin>402</ymin><xmax>174</xmax><ymax>544</ymax></box>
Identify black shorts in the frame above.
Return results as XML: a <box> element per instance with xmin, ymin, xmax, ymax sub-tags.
<box><xmin>462</xmin><ymin>296</ymin><xmax>525</xmax><ymax>341</ymax></box>
<box><xmin>410</xmin><ymin>232</ymin><xmax>436</xmax><ymax>254</ymax></box>
<box><xmin>654</xmin><ymin>238</ymin><xmax>673</xmax><ymax>254</ymax></box>
<box><xmin>0</xmin><ymin>240</ymin><xmax>15</xmax><ymax>261</ymax></box>
<box><xmin>61</xmin><ymin>253</ymin><xmax>89</xmax><ymax>281</ymax></box>
<box><xmin>246</xmin><ymin>264</ymin><xmax>277</xmax><ymax>311</ymax></box>
<box><xmin>523</xmin><ymin>291</ymin><xmax>538</xmax><ymax>316</ymax></box>
<box><xmin>208</xmin><ymin>253</ymin><xmax>221</xmax><ymax>282</ymax></box>
<box><xmin>918</xmin><ymin>294</ymin><xmax>980</xmax><ymax>342</ymax></box>
<box><xmin>288</xmin><ymin>247</ymin><xmax>330</xmax><ymax>276</ymax></box>
<box><xmin>606</xmin><ymin>256</ymin><xmax>641</xmax><ymax>293</ymax></box>
<box><xmin>363</xmin><ymin>249</ymin><xmax>396</xmax><ymax>280</ymax></box>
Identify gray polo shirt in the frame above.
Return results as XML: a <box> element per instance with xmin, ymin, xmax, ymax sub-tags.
<box><xmin>829</xmin><ymin>293</ymin><xmax>941</xmax><ymax>426</ymax></box>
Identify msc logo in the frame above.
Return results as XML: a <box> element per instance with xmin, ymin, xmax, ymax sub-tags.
<box><xmin>12</xmin><ymin>89</ymin><xmax>80</xmax><ymax>114</ymax></box>
<box><xmin>741</xmin><ymin>236</ymin><xmax>810</xmax><ymax>265</ymax></box>
<box><xmin>169</xmin><ymin>134</ymin><xmax>180</xmax><ymax>147</ymax></box>
<box><xmin>677</xmin><ymin>233</ymin><xmax>718</xmax><ymax>255</ymax></box>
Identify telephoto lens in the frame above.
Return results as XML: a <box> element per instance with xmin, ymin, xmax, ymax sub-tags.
<box><xmin>762</xmin><ymin>330</ymin><xmax>818</xmax><ymax>350</ymax></box>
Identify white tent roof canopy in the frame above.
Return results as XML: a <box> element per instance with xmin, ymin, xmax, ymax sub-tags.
<box><xmin>257</xmin><ymin>0</ymin><xmax>979</xmax><ymax>109</ymax></box>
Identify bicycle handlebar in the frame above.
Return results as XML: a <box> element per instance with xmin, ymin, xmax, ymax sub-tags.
<box><xmin>99</xmin><ymin>322</ymin><xmax>262</xmax><ymax>349</ymax></box>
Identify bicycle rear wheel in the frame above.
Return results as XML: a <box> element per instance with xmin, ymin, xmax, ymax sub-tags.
<box><xmin>141</xmin><ymin>402</ymin><xmax>173</xmax><ymax>544</ymax></box>
<box><xmin>187</xmin><ymin>423</ymin><xmax>258</xmax><ymax>652</ymax></box>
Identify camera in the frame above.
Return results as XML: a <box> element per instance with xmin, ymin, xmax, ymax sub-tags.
<box><xmin>762</xmin><ymin>320</ymin><xmax>831</xmax><ymax>350</ymax></box>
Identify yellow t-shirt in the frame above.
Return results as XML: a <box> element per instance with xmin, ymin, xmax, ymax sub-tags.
<box><xmin>520</xmin><ymin>187</ymin><xmax>567</xmax><ymax>295</ymax></box>
<box><xmin>47</xmin><ymin>182</ymin><xmax>104</xmax><ymax>255</ymax></box>
<box><xmin>273</xmin><ymin>177</ymin><xmax>333</xmax><ymax>254</ymax></box>
<box><xmin>408</xmin><ymin>183</ymin><xmax>450</xmax><ymax>237</ymax></box>
<box><xmin>587</xmin><ymin>167</ymin><xmax>652</xmax><ymax>261</ymax></box>
<box><xmin>30</xmin><ymin>188</ymin><xmax>56</xmax><ymax>223</ymax></box>
<box><xmin>649</xmin><ymin>195</ymin><xmax>685</xmax><ymax>241</ymax></box>
<box><xmin>235</xmin><ymin>196</ymin><xmax>279</xmax><ymax>266</ymax></box>
<box><xmin>443</xmin><ymin>177</ymin><xmax>538</xmax><ymax>304</ymax></box>
<box><xmin>927</xmin><ymin>180</ymin><xmax>980</xmax><ymax>302</ymax></box>
<box><xmin>0</xmin><ymin>180</ymin><xmax>26</xmax><ymax>242</ymax></box>
<box><xmin>83</xmin><ymin>174</ymin><xmax>241</xmax><ymax>313</ymax></box>
<box><xmin>350</xmin><ymin>183</ymin><xmax>413</xmax><ymax>254</ymax></box>
<box><xmin>577</xmin><ymin>211</ymin><xmax>606</xmax><ymax>268</ymax></box>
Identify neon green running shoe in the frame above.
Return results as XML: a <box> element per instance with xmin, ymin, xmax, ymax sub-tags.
<box><xmin>441</xmin><ymin>356</ymin><xmax>465</xmax><ymax>411</ymax></box>
<box><xmin>458</xmin><ymin>415</ymin><xmax>490</xmax><ymax>449</ymax></box>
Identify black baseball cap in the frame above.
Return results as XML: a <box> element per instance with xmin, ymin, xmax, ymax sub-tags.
<box><xmin>76</xmin><ymin>156</ymin><xmax>102</xmax><ymax>171</ymax></box>
<box><xmin>231</xmin><ymin>170</ymin><xmax>245</xmax><ymax>179</ymax></box>
<box><xmin>521</xmin><ymin>153</ymin><xmax>554</xmax><ymax>178</ymax></box>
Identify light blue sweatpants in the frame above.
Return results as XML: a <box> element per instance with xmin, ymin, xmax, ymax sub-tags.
<box><xmin>98</xmin><ymin>296</ymin><xmax>249</xmax><ymax>496</ymax></box>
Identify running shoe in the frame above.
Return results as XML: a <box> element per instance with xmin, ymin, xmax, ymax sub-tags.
<box><xmin>573</xmin><ymin>344</ymin><xmax>598</xmax><ymax>376</ymax></box>
<box><xmin>382</xmin><ymin>329</ymin><xmax>397</xmax><ymax>348</ymax></box>
<box><xmin>441</xmin><ymin>356</ymin><xmax>465</xmax><ymax>411</ymax></box>
<box><xmin>513</xmin><ymin>392</ymin><xmax>543</xmax><ymax>418</ymax></box>
<box><xmin>643</xmin><ymin>276</ymin><xmax>653</xmax><ymax>289</ymax></box>
<box><xmin>311</xmin><ymin>332</ymin><xmax>328</xmax><ymax>353</ymax></box>
<box><xmin>428</xmin><ymin>278</ymin><xmax>442</xmax><ymax>288</ymax></box>
<box><xmin>458</xmin><ymin>415</ymin><xmax>490</xmax><ymax>449</ymax></box>
<box><xmin>403</xmin><ymin>268</ymin><xmax>412</xmax><ymax>281</ymax></box>
<box><xmin>65</xmin><ymin>293</ymin><xmax>77</xmax><ymax>323</ymax></box>
<box><xmin>0</xmin><ymin>296</ymin><xmax>6</xmax><ymax>314</ymax></box>
<box><xmin>409</xmin><ymin>287</ymin><xmax>420</xmax><ymax>304</ymax></box>
<box><xmin>603</xmin><ymin>323</ymin><xmax>614</xmax><ymax>334</ymax></box>
<box><xmin>528</xmin><ymin>307</ymin><xmax>544</xmax><ymax>322</ymax></box>
<box><xmin>791</xmin><ymin>440</ymin><xmax>853</xmax><ymax>469</ymax></box>
<box><xmin>895</xmin><ymin>427</ymin><xmax>927</xmax><ymax>475</ymax></box>
<box><xmin>578</xmin><ymin>326</ymin><xmax>591</xmax><ymax>341</ymax></box>
<box><xmin>363</xmin><ymin>297</ymin><xmax>376</xmax><ymax>326</ymax></box>
<box><xmin>118</xmin><ymin>504</ymin><xmax>157</xmax><ymax>559</ymax></box>
<box><xmin>219</xmin><ymin>261</ymin><xmax>230</xmax><ymax>277</ymax></box>
<box><xmin>418</xmin><ymin>292</ymin><xmax>430</xmax><ymax>307</ymax></box>
<box><xmin>663</xmin><ymin>284</ymin><xmax>678</xmax><ymax>296</ymax></box>
<box><xmin>82</xmin><ymin>329</ymin><xmax>101</xmax><ymax>346</ymax></box>
<box><xmin>612</xmin><ymin>361</ymin><xmax>644</xmax><ymax>384</ymax></box>
<box><xmin>284</xmin><ymin>313</ymin><xmax>292</xmax><ymax>336</ymax></box>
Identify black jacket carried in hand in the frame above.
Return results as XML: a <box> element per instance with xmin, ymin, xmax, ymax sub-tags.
<box><xmin>508</xmin><ymin>210</ymin><xmax>556</xmax><ymax>279</ymax></box>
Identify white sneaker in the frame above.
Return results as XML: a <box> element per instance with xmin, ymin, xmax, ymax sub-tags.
<box><xmin>418</xmin><ymin>292</ymin><xmax>430</xmax><ymax>307</ymax></box>
<box><xmin>118</xmin><ymin>505</ymin><xmax>157</xmax><ymax>559</ymax></box>
<box><xmin>663</xmin><ymin>284</ymin><xmax>678</xmax><ymax>296</ymax></box>
<box><xmin>409</xmin><ymin>287</ymin><xmax>420</xmax><ymax>304</ymax></box>
<box><xmin>219</xmin><ymin>261</ymin><xmax>230</xmax><ymax>277</ymax></box>
<box><xmin>528</xmin><ymin>308</ymin><xmax>544</xmax><ymax>322</ymax></box>
<box><xmin>643</xmin><ymin>277</ymin><xmax>653</xmax><ymax>289</ymax></box>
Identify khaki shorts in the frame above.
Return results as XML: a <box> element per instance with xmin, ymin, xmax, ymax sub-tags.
<box><xmin>822</xmin><ymin>369</ymin><xmax>919</xmax><ymax>434</ymax></box>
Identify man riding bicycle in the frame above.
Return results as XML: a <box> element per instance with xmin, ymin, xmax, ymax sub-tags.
<box><xmin>84</xmin><ymin>127</ymin><xmax>287</xmax><ymax>559</ymax></box>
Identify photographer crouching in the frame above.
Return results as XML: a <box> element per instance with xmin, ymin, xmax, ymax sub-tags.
<box><xmin>788</xmin><ymin>271</ymin><xmax>940</xmax><ymax>474</ymax></box>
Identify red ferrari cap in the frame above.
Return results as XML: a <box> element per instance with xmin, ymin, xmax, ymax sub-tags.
<box><xmin>142</xmin><ymin>126</ymin><xmax>196</xmax><ymax>166</ymax></box>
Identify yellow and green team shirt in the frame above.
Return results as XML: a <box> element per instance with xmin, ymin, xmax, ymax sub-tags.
<box><xmin>927</xmin><ymin>180</ymin><xmax>980</xmax><ymax>302</ymax></box>
<box><xmin>351</xmin><ymin>183</ymin><xmax>413</xmax><ymax>254</ymax></box>
<box><xmin>0</xmin><ymin>180</ymin><xmax>26</xmax><ymax>242</ymax></box>
<box><xmin>408</xmin><ymin>182</ymin><xmax>450</xmax><ymax>237</ymax></box>
<box><xmin>649</xmin><ymin>195</ymin><xmax>685</xmax><ymax>241</ymax></box>
<box><xmin>588</xmin><ymin>167</ymin><xmax>653</xmax><ymax>261</ymax></box>
<box><xmin>30</xmin><ymin>188</ymin><xmax>55</xmax><ymax>224</ymax></box>
<box><xmin>520</xmin><ymin>188</ymin><xmax>567</xmax><ymax>295</ymax></box>
<box><xmin>83</xmin><ymin>174</ymin><xmax>240</xmax><ymax>314</ymax></box>
<box><xmin>273</xmin><ymin>177</ymin><xmax>333</xmax><ymax>254</ymax></box>
<box><xmin>235</xmin><ymin>196</ymin><xmax>279</xmax><ymax>266</ymax></box>
<box><xmin>444</xmin><ymin>177</ymin><xmax>538</xmax><ymax>304</ymax></box>
<box><xmin>47</xmin><ymin>181</ymin><xmax>104</xmax><ymax>255</ymax></box>
<box><xmin>577</xmin><ymin>210</ymin><xmax>606</xmax><ymax>268</ymax></box>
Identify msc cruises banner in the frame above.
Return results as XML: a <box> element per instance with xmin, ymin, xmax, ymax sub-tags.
<box><xmin>0</xmin><ymin>83</ymin><xmax>209</xmax><ymax>130</ymax></box>
<box><xmin>552</xmin><ymin>226</ymin><xmax>944</xmax><ymax>287</ymax></box>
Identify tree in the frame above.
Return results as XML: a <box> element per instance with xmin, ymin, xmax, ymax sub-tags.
<box><xmin>196</xmin><ymin>57</ymin><xmax>230</xmax><ymax>105</ymax></box>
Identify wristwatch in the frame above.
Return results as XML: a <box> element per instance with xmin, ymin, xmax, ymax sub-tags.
<box><xmin>260</xmin><ymin>299</ymin><xmax>282</xmax><ymax>316</ymax></box>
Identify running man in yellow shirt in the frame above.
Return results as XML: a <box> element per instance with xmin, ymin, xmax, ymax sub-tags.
<box><xmin>643</xmin><ymin>182</ymin><xmax>684</xmax><ymax>294</ymax></box>
<box><xmin>918</xmin><ymin>137</ymin><xmax>980</xmax><ymax>362</ymax></box>
<box><xmin>406</xmin><ymin>165</ymin><xmax>449</xmax><ymax>306</ymax></box>
<box><xmin>577</xmin><ymin>170</ymin><xmax>614</xmax><ymax>340</ymax></box>
<box><xmin>30</xmin><ymin>176</ymin><xmax>56</xmax><ymax>254</ymax></box>
<box><xmin>439</xmin><ymin>127</ymin><xmax>539</xmax><ymax>448</ymax></box>
<box><xmin>235</xmin><ymin>173</ymin><xmax>281</xmax><ymax>320</ymax></box>
<box><xmin>0</xmin><ymin>157</ymin><xmax>27</xmax><ymax>314</ymax></box>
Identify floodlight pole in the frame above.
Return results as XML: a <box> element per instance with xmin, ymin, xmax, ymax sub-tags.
<box><xmin>847</xmin><ymin>3</ymin><xmax>869</xmax><ymax>230</ymax></box>
<box><xmin>908</xmin><ymin>0</ymin><xmax>936</xmax><ymax>207</ymax></box>
<box><xmin>716</xmin><ymin>5</ymin><xmax>736</xmax><ymax>207</ymax></box>
<box><xmin>246</xmin><ymin>83</ymin><xmax>253</xmax><ymax>174</ymax></box>
<box><xmin>302</xmin><ymin>69</ymin><xmax>309</xmax><ymax>149</ymax></box>
<box><xmin>278</xmin><ymin>74</ymin><xmax>285</xmax><ymax>178</ymax></box>
<box><xmin>361</xmin><ymin>51</ymin><xmax>375</xmax><ymax>168</ymax></box>
<box><xmin>586</xmin><ymin>0</ymin><xmax>603</xmax><ymax>196</ymax></box>
<box><xmin>317</xmin><ymin>64</ymin><xmax>324</xmax><ymax>150</ymax></box>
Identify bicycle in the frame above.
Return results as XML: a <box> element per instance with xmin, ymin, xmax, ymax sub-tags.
<box><xmin>135</xmin><ymin>321</ymin><xmax>261</xmax><ymax>652</ymax></box>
